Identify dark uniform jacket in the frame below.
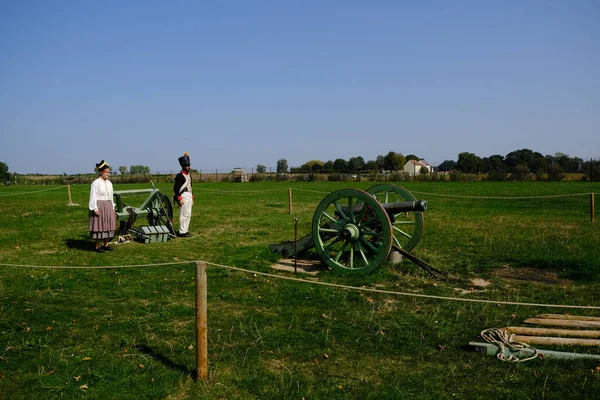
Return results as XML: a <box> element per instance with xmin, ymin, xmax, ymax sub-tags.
<box><xmin>173</xmin><ymin>171</ymin><xmax>192</xmax><ymax>204</ymax></box>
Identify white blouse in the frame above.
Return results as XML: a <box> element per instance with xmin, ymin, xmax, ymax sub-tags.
<box><xmin>89</xmin><ymin>177</ymin><xmax>115</xmax><ymax>211</ymax></box>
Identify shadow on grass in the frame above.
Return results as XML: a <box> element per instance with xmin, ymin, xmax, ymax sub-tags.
<box><xmin>135</xmin><ymin>344</ymin><xmax>195</xmax><ymax>379</ymax></box>
<box><xmin>64</xmin><ymin>235</ymin><xmax>96</xmax><ymax>251</ymax></box>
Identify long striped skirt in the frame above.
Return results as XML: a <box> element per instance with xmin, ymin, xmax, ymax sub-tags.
<box><xmin>89</xmin><ymin>200</ymin><xmax>117</xmax><ymax>240</ymax></box>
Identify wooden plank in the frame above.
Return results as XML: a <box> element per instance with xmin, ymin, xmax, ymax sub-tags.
<box><xmin>504</xmin><ymin>326</ymin><xmax>600</xmax><ymax>338</ymax></box>
<box><xmin>537</xmin><ymin>314</ymin><xmax>600</xmax><ymax>322</ymax></box>
<box><xmin>469</xmin><ymin>342</ymin><xmax>600</xmax><ymax>360</ymax></box>
<box><xmin>524</xmin><ymin>318</ymin><xmax>600</xmax><ymax>328</ymax></box>
<box><xmin>512</xmin><ymin>335</ymin><xmax>600</xmax><ymax>346</ymax></box>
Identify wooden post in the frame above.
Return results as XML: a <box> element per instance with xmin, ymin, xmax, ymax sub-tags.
<box><xmin>195</xmin><ymin>261</ymin><xmax>208</xmax><ymax>380</ymax></box>
<box><xmin>294</xmin><ymin>216</ymin><xmax>298</xmax><ymax>274</ymax></box>
<box><xmin>288</xmin><ymin>188</ymin><xmax>293</xmax><ymax>215</ymax></box>
<box><xmin>591</xmin><ymin>193</ymin><xmax>595</xmax><ymax>223</ymax></box>
<box><xmin>66</xmin><ymin>184</ymin><xmax>79</xmax><ymax>206</ymax></box>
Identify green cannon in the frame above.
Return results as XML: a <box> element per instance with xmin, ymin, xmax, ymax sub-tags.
<box><xmin>113</xmin><ymin>188</ymin><xmax>175</xmax><ymax>242</ymax></box>
<box><xmin>269</xmin><ymin>184</ymin><xmax>427</xmax><ymax>274</ymax></box>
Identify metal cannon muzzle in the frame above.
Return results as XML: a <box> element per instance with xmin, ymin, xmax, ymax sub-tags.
<box><xmin>381</xmin><ymin>200</ymin><xmax>427</xmax><ymax>213</ymax></box>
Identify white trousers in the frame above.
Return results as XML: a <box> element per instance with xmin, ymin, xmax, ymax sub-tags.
<box><xmin>179</xmin><ymin>192</ymin><xmax>194</xmax><ymax>234</ymax></box>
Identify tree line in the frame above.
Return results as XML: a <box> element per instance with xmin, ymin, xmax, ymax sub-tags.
<box><xmin>1</xmin><ymin>148</ymin><xmax>599</xmax><ymax>182</ymax></box>
<box><xmin>273</xmin><ymin>152</ymin><xmax>420</xmax><ymax>174</ymax></box>
<box><xmin>270</xmin><ymin>149</ymin><xmax>598</xmax><ymax>181</ymax></box>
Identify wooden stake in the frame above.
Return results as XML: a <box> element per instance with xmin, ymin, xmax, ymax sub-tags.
<box><xmin>504</xmin><ymin>326</ymin><xmax>600</xmax><ymax>338</ymax></box>
<box><xmin>66</xmin><ymin>185</ymin><xmax>79</xmax><ymax>206</ymax></box>
<box><xmin>288</xmin><ymin>188</ymin><xmax>293</xmax><ymax>215</ymax></box>
<box><xmin>536</xmin><ymin>314</ymin><xmax>600</xmax><ymax>322</ymax></box>
<box><xmin>195</xmin><ymin>261</ymin><xmax>208</xmax><ymax>380</ymax></box>
<box><xmin>524</xmin><ymin>318</ymin><xmax>600</xmax><ymax>328</ymax></box>
<box><xmin>512</xmin><ymin>335</ymin><xmax>600</xmax><ymax>346</ymax></box>
<box><xmin>591</xmin><ymin>193</ymin><xmax>595</xmax><ymax>223</ymax></box>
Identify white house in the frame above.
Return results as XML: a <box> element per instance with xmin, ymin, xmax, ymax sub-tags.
<box><xmin>403</xmin><ymin>159</ymin><xmax>433</xmax><ymax>176</ymax></box>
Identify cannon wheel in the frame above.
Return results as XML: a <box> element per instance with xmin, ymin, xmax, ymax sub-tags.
<box><xmin>366</xmin><ymin>184</ymin><xmax>424</xmax><ymax>252</ymax></box>
<box><xmin>312</xmin><ymin>189</ymin><xmax>393</xmax><ymax>274</ymax></box>
<box><xmin>147</xmin><ymin>192</ymin><xmax>174</xmax><ymax>231</ymax></box>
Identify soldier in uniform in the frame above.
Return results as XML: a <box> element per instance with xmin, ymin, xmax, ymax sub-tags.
<box><xmin>173</xmin><ymin>152</ymin><xmax>194</xmax><ymax>237</ymax></box>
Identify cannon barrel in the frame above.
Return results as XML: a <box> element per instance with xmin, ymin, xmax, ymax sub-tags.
<box><xmin>340</xmin><ymin>200</ymin><xmax>427</xmax><ymax>216</ymax></box>
<box><xmin>381</xmin><ymin>200</ymin><xmax>427</xmax><ymax>213</ymax></box>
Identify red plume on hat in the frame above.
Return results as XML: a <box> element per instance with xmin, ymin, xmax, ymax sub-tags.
<box><xmin>178</xmin><ymin>152</ymin><xmax>191</xmax><ymax>167</ymax></box>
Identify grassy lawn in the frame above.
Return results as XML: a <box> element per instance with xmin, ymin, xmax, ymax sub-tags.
<box><xmin>0</xmin><ymin>181</ymin><xmax>599</xmax><ymax>399</ymax></box>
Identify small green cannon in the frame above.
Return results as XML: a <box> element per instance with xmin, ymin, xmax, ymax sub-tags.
<box><xmin>113</xmin><ymin>188</ymin><xmax>175</xmax><ymax>241</ymax></box>
<box><xmin>269</xmin><ymin>184</ymin><xmax>426</xmax><ymax>274</ymax></box>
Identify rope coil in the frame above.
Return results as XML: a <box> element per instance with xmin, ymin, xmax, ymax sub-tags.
<box><xmin>481</xmin><ymin>328</ymin><xmax>539</xmax><ymax>362</ymax></box>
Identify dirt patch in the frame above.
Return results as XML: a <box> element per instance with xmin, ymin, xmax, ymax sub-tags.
<box><xmin>471</xmin><ymin>278</ymin><xmax>491</xmax><ymax>287</ymax></box>
<box><xmin>39</xmin><ymin>250</ymin><xmax>57</xmax><ymax>255</ymax></box>
<box><xmin>493</xmin><ymin>266</ymin><xmax>572</xmax><ymax>285</ymax></box>
<box><xmin>271</xmin><ymin>258</ymin><xmax>328</xmax><ymax>275</ymax></box>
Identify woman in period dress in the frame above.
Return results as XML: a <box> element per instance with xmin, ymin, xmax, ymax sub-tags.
<box><xmin>89</xmin><ymin>160</ymin><xmax>117</xmax><ymax>253</ymax></box>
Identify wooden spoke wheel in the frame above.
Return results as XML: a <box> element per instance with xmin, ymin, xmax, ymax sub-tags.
<box><xmin>148</xmin><ymin>192</ymin><xmax>174</xmax><ymax>230</ymax></box>
<box><xmin>366</xmin><ymin>184</ymin><xmax>424</xmax><ymax>252</ymax></box>
<box><xmin>312</xmin><ymin>189</ymin><xmax>393</xmax><ymax>274</ymax></box>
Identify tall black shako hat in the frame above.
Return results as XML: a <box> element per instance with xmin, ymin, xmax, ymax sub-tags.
<box><xmin>95</xmin><ymin>160</ymin><xmax>110</xmax><ymax>172</ymax></box>
<box><xmin>178</xmin><ymin>152</ymin><xmax>191</xmax><ymax>168</ymax></box>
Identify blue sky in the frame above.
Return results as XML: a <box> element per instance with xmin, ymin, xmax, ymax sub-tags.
<box><xmin>1</xmin><ymin>1</ymin><xmax>598</xmax><ymax>174</ymax></box>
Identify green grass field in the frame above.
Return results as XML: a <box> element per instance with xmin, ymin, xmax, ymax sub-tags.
<box><xmin>1</xmin><ymin>181</ymin><xmax>599</xmax><ymax>399</ymax></box>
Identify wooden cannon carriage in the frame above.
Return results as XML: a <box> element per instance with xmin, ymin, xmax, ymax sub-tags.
<box><xmin>113</xmin><ymin>188</ymin><xmax>176</xmax><ymax>242</ymax></box>
<box><xmin>270</xmin><ymin>184</ymin><xmax>429</xmax><ymax>275</ymax></box>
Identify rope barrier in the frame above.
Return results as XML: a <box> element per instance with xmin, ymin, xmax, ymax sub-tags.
<box><xmin>193</xmin><ymin>188</ymin><xmax>286</xmax><ymax>193</ymax></box>
<box><xmin>289</xmin><ymin>188</ymin><xmax>331</xmax><ymax>194</ymax></box>
<box><xmin>2</xmin><ymin>185</ymin><xmax>589</xmax><ymax>200</ymax></box>
<box><xmin>0</xmin><ymin>261</ymin><xmax>193</xmax><ymax>269</ymax></box>
<box><xmin>1</xmin><ymin>259</ymin><xmax>599</xmax><ymax>310</ymax></box>
<box><xmin>0</xmin><ymin>185</ymin><xmax>68</xmax><ymax>197</ymax></box>
<box><xmin>408</xmin><ymin>191</ymin><xmax>592</xmax><ymax>200</ymax></box>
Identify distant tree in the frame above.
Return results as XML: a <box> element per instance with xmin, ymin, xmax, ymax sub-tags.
<box><xmin>348</xmin><ymin>156</ymin><xmax>365</xmax><ymax>172</ymax></box>
<box><xmin>505</xmin><ymin>149</ymin><xmax>543</xmax><ymax>171</ymax></box>
<box><xmin>298</xmin><ymin>163</ymin><xmax>310</xmax><ymax>173</ymax></box>
<box><xmin>0</xmin><ymin>161</ymin><xmax>8</xmax><ymax>177</ymax></box>
<box><xmin>419</xmin><ymin>166</ymin><xmax>430</xmax><ymax>175</ymax></box>
<box><xmin>119</xmin><ymin>166</ymin><xmax>128</xmax><ymax>175</ymax></box>
<box><xmin>130</xmin><ymin>165</ymin><xmax>150</xmax><ymax>175</ymax></box>
<box><xmin>405</xmin><ymin>154</ymin><xmax>419</xmax><ymax>162</ymax></box>
<box><xmin>554</xmin><ymin>152</ymin><xmax>581</xmax><ymax>172</ymax></box>
<box><xmin>383</xmin><ymin>152</ymin><xmax>405</xmax><ymax>171</ymax></box>
<box><xmin>511</xmin><ymin>163</ymin><xmax>531</xmax><ymax>181</ymax></box>
<box><xmin>482</xmin><ymin>155</ymin><xmax>507</xmax><ymax>181</ymax></box>
<box><xmin>299</xmin><ymin>160</ymin><xmax>323</xmax><ymax>173</ymax></box>
<box><xmin>364</xmin><ymin>160</ymin><xmax>378</xmax><ymax>171</ymax></box>
<box><xmin>333</xmin><ymin>158</ymin><xmax>349</xmax><ymax>172</ymax></box>
<box><xmin>256</xmin><ymin>164</ymin><xmax>266</xmax><ymax>173</ymax></box>
<box><xmin>276</xmin><ymin>159</ymin><xmax>288</xmax><ymax>173</ymax></box>
<box><xmin>322</xmin><ymin>160</ymin><xmax>334</xmax><ymax>171</ymax></box>
<box><xmin>375</xmin><ymin>155</ymin><xmax>386</xmax><ymax>171</ymax></box>
<box><xmin>482</xmin><ymin>155</ymin><xmax>505</xmax><ymax>173</ymax></box>
<box><xmin>438</xmin><ymin>160</ymin><xmax>456</xmax><ymax>172</ymax></box>
<box><xmin>456</xmin><ymin>152</ymin><xmax>482</xmax><ymax>173</ymax></box>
